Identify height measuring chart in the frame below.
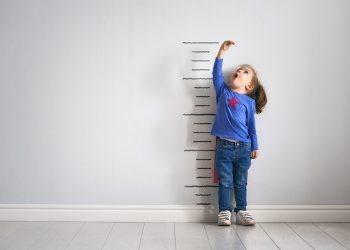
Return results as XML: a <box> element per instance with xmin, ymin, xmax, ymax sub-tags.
<box><xmin>182</xmin><ymin>41</ymin><xmax>220</xmax><ymax>206</ymax></box>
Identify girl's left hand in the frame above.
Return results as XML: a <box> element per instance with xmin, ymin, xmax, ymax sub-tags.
<box><xmin>251</xmin><ymin>150</ymin><xmax>259</xmax><ymax>159</ymax></box>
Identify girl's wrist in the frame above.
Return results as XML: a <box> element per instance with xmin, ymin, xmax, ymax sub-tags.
<box><xmin>217</xmin><ymin>50</ymin><xmax>225</xmax><ymax>58</ymax></box>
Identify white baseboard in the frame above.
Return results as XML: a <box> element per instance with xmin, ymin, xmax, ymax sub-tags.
<box><xmin>0</xmin><ymin>204</ymin><xmax>349</xmax><ymax>222</ymax></box>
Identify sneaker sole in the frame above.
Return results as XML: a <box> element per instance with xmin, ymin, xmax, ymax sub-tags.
<box><xmin>235</xmin><ymin>221</ymin><xmax>256</xmax><ymax>226</ymax></box>
<box><xmin>218</xmin><ymin>221</ymin><xmax>231</xmax><ymax>226</ymax></box>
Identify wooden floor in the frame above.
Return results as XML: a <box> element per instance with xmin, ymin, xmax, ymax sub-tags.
<box><xmin>0</xmin><ymin>221</ymin><xmax>350</xmax><ymax>249</ymax></box>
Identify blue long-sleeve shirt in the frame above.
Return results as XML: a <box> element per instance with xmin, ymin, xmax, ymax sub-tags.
<box><xmin>210</xmin><ymin>58</ymin><xmax>259</xmax><ymax>151</ymax></box>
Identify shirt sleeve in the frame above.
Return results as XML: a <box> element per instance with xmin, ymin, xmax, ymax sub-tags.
<box><xmin>212</xmin><ymin>58</ymin><xmax>225</xmax><ymax>99</ymax></box>
<box><xmin>247</xmin><ymin>99</ymin><xmax>259</xmax><ymax>151</ymax></box>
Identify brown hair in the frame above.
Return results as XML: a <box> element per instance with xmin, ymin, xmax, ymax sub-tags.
<box><xmin>234</xmin><ymin>64</ymin><xmax>267</xmax><ymax>114</ymax></box>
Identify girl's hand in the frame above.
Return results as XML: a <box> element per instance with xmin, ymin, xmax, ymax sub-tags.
<box><xmin>251</xmin><ymin>150</ymin><xmax>259</xmax><ymax>159</ymax></box>
<box><xmin>217</xmin><ymin>40</ymin><xmax>236</xmax><ymax>58</ymax></box>
<box><xmin>219</xmin><ymin>40</ymin><xmax>235</xmax><ymax>52</ymax></box>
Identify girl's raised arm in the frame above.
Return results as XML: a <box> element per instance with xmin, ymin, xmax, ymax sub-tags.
<box><xmin>212</xmin><ymin>40</ymin><xmax>236</xmax><ymax>98</ymax></box>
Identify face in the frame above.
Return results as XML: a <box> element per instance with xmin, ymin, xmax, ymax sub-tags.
<box><xmin>229</xmin><ymin>66</ymin><xmax>254</xmax><ymax>92</ymax></box>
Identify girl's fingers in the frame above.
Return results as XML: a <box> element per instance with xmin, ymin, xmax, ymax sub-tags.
<box><xmin>251</xmin><ymin>151</ymin><xmax>256</xmax><ymax>159</ymax></box>
<box><xmin>226</xmin><ymin>40</ymin><xmax>235</xmax><ymax>45</ymax></box>
<box><xmin>221</xmin><ymin>40</ymin><xmax>235</xmax><ymax>50</ymax></box>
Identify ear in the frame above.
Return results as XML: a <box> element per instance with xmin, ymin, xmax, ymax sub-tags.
<box><xmin>246</xmin><ymin>84</ymin><xmax>254</xmax><ymax>91</ymax></box>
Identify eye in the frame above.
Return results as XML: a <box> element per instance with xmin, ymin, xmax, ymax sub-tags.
<box><xmin>244</xmin><ymin>70</ymin><xmax>248</xmax><ymax>74</ymax></box>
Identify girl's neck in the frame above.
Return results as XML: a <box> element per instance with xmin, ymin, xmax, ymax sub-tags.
<box><xmin>229</xmin><ymin>86</ymin><xmax>247</xmax><ymax>95</ymax></box>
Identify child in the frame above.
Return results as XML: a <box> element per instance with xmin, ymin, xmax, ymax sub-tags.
<box><xmin>211</xmin><ymin>40</ymin><xmax>267</xmax><ymax>226</ymax></box>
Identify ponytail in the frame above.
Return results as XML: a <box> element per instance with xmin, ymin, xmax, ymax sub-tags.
<box><xmin>247</xmin><ymin>79</ymin><xmax>267</xmax><ymax>114</ymax></box>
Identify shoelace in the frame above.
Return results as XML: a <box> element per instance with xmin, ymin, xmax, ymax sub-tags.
<box><xmin>218</xmin><ymin>211</ymin><xmax>231</xmax><ymax>220</ymax></box>
<box><xmin>238</xmin><ymin>211</ymin><xmax>255</xmax><ymax>222</ymax></box>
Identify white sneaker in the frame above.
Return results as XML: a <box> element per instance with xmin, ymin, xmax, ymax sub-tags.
<box><xmin>235</xmin><ymin>210</ymin><xmax>256</xmax><ymax>226</ymax></box>
<box><xmin>218</xmin><ymin>210</ymin><xmax>231</xmax><ymax>226</ymax></box>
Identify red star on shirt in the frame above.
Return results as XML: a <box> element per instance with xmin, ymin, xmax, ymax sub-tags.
<box><xmin>228</xmin><ymin>97</ymin><xmax>239</xmax><ymax>109</ymax></box>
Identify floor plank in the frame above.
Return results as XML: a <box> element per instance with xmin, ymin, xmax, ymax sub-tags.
<box><xmin>0</xmin><ymin>221</ymin><xmax>53</xmax><ymax>250</ymax></box>
<box><xmin>139</xmin><ymin>222</ymin><xmax>175</xmax><ymax>250</ymax></box>
<box><xmin>235</xmin><ymin>223</ymin><xmax>280</xmax><ymax>250</ymax></box>
<box><xmin>175</xmin><ymin>222</ymin><xmax>211</xmax><ymax>250</ymax></box>
<box><xmin>1</xmin><ymin>221</ymin><xmax>350</xmax><ymax>250</ymax></box>
<box><xmin>102</xmin><ymin>222</ymin><xmax>143</xmax><ymax>250</ymax></box>
<box><xmin>0</xmin><ymin>221</ymin><xmax>26</xmax><ymax>239</ymax></box>
<box><xmin>66</xmin><ymin>222</ymin><xmax>113</xmax><ymax>250</ymax></box>
<box><xmin>314</xmin><ymin>223</ymin><xmax>350</xmax><ymax>249</ymax></box>
<box><xmin>288</xmin><ymin>222</ymin><xmax>347</xmax><ymax>250</ymax></box>
<box><xmin>259</xmin><ymin>223</ymin><xmax>313</xmax><ymax>250</ymax></box>
<box><xmin>204</xmin><ymin>222</ymin><xmax>245</xmax><ymax>250</ymax></box>
<box><xmin>27</xmin><ymin>221</ymin><xmax>83</xmax><ymax>250</ymax></box>
<box><xmin>342</xmin><ymin>223</ymin><xmax>350</xmax><ymax>230</ymax></box>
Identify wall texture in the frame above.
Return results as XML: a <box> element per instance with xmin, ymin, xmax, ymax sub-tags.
<box><xmin>0</xmin><ymin>0</ymin><xmax>349</xmax><ymax>206</ymax></box>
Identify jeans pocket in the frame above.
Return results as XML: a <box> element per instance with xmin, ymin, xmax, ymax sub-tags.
<box><xmin>216</xmin><ymin>142</ymin><xmax>232</xmax><ymax>151</ymax></box>
<box><xmin>245</xmin><ymin>143</ymin><xmax>252</xmax><ymax>152</ymax></box>
<box><xmin>216</xmin><ymin>145</ymin><xmax>230</xmax><ymax>153</ymax></box>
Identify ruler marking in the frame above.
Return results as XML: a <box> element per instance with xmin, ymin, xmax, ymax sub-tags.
<box><xmin>192</xmin><ymin>59</ymin><xmax>211</xmax><ymax>62</ymax></box>
<box><xmin>183</xmin><ymin>77</ymin><xmax>212</xmax><ymax>80</ymax></box>
<box><xmin>182</xmin><ymin>42</ymin><xmax>219</xmax><ymax>44</ymax></box>
<box><xmin>182</xmin><ymin>41</ymin><xmax>219</xmax><ymax>200</ymax></box>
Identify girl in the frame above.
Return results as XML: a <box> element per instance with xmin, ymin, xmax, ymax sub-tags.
<box><xmin>211</xmin><ymin>40</ymin><xmax>267</xmax><ymax>226</ymax></box>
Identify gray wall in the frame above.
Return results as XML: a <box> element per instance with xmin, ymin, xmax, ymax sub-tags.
<box><xmin>0</xmin><ymin>0</ymin><xmax>349</xmax><ymax>205</ymax></box>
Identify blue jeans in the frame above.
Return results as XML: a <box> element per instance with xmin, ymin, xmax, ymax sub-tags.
<box><xmin>215</xmin><ymin>137</ymin><xmax>252</xmax><ymax>213</ymax></box>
